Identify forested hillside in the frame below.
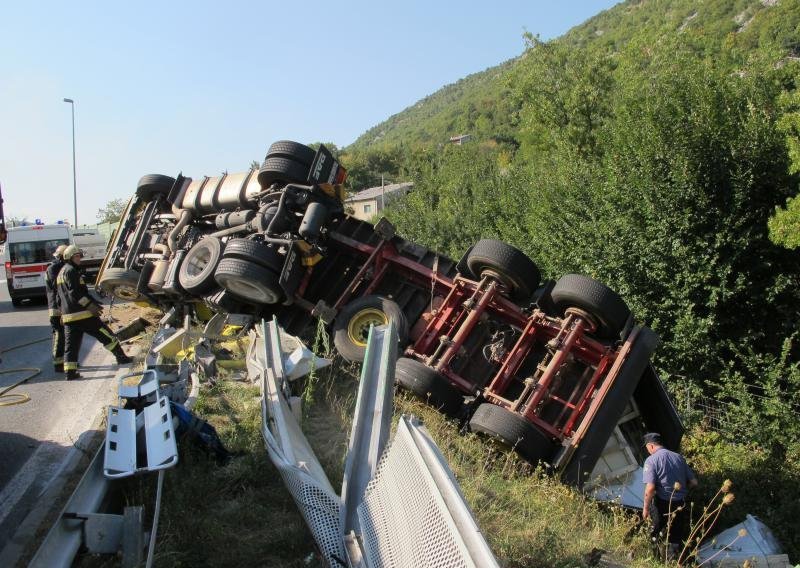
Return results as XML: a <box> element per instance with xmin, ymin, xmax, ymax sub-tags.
<box><xmin>338</xmin><ymin>0</ymin><xmax>800</xmax><ymax>553</ymax></box>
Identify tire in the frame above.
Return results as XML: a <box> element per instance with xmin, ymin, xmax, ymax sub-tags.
<box><xmin>466</xmin><ymin>239</ymin><xmax>540</xmax><ymax>302</ymax></box>
<box><xmin>97</xmin><ymin>268</ymin><xmax>143</xmax><ymax>301</ymax></box>
<box><xmin>136</xmin><ymin>174</ymin><xmax>175</xmax><ymax>201</ymax></box>
<box><xmin>332</xmin><ymin>295</ymin><xmax>409</xmax><ymax>362</ymax></box>
<box><xmin>178</xmin><ymin>237</ymin><xmax>224</xmax><ymax>295</ymax></box>
<box><xmin>469</xmin><ymin>403</ymin><xmax>558</xmax><ymax>465</ymax></box>
<box><xmin>550</xmin><ymin>274</ymin><xmax>631</xmax><ymax>340</ymax></box>
<box><xmin>10</xmin><ymin>296</ymin><xmax>21</xmax><ymax>307</ymax></box>
<box><xmin>214</xmin><ymin>258</ymin><xmax>283</xmax><ymax>304</ymax></box>
<box><xmin>257</xmin><ymin>157</ymin><xmax>310</xmax><ymax>189</ymax></box>
<box><xmin>265</xmin><ymin>140</ymin><xmax>316</xmax><ymax>166</ymax></box>
<box><xmin>222</xmin><ymin>239</ymin><xmax>285</xmax><ymax>272</ymax></box>
<box><xmin>394</xmin><ymin>357</ymin><xmax>464</xmax><ymax>417</ymax></box>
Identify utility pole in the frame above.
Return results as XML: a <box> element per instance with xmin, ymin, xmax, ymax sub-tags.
<box><xmin>381</xmin><ymin>174</ymin><xmax>386</xmax><ymax>211</ymax></box>
<box><xmin>63</xmin><ymin>98</ymin><xmax>78</xmax><ymax>227</ymax></box>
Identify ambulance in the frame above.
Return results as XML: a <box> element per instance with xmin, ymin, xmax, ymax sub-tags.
<box><xmin>3</xmin><ymin>223</ymin><xmax>71</xmax><ymax>307</ymax></box>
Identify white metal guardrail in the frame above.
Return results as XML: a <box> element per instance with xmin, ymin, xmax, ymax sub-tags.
<box><xmin>253</xmin><ymin>316</ymin><xmax>499</xmax><ymax>567</ymax></box>
<box><xmin>355</xmin><ymin>415</ymin><xmax>499</xmax><ymax>568</ymax></box>
<box><xmin>249</xmin><ymin>318</ymin><xmax>346</xmax><ymax>564</ymax></box>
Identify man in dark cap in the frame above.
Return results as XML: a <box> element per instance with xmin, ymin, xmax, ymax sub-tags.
<box><xmin>642</xmin><ymin>432</ymin><xmax>698</xmax><ymax>560</ymax></box>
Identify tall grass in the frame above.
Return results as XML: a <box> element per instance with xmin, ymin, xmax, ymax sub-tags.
<box><xmin>114</xmin><ymin>346</ymin><xmax>672</xmax><ymax>567</ymax></box>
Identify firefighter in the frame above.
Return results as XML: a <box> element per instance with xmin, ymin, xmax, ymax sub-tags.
<box><xmin>45</xmin><ymin>244</ymin><xmax>68</xmax><ymax>373</ymax></box>
<box><xmin>56</xmin><ymin>244</ymin><xmax>132</xmax><ymax>380</ymax></box>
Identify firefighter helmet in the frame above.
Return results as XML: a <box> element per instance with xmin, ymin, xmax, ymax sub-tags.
<box><xmin>53</xmin><ymin>244</ymin><xmax>68</xmax><ymax>258</ymax></box>
<box><xmin>62</xmin><ymin>244</ymin><xmax>84</xmax><ymax>260</ymax></box>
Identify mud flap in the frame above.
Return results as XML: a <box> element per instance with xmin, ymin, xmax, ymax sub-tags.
<box><xmin>559</xmin><ymin>327</ymin><xmax>660</xmax><ymax>487</ymax></box>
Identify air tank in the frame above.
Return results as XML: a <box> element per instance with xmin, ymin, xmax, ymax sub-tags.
<box><xmin>180</xmin><ymin>170</ymin><xmax>261</xmax><ymax>214</ymax></box>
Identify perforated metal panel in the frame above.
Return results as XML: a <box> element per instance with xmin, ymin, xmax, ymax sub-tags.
<box><xmin>356</xmin><ymin>418</ymin><xmax>498</xmax><ymax>568</ymax></box>
<box><xmin>262</xmin><ymin>427</ymin><xmax>346</xmax><ymax>565</ymax></box>
<box><xmin>252</xmin><ymin>320</ymin><xmax>497</xmax><ymax>568</ymax></box>
<box><xmin>254</xmin><ymin>320</ymin><xmax>346</xmax><ymax>566</ymax></box>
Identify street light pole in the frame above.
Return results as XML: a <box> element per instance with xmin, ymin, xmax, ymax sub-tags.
<box><xmin>63</xmin><ymin>98</ymin><xmax>77</xmax><ymax>227</ymax></box>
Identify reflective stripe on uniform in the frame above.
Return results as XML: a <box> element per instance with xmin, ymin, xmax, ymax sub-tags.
<box><xmin>64</xmin><ymin>362</ymin><xmax>78</xmax><ymax>371</ymax></box>
<box><xmin>62</xmin><ymin>310</ymin><xmax>94</xmax><ymax>323</ymax></box>
<box><xmin>53</xmin><ymin>357</ymin><xmax>64</xmax><ymax>364</ymax></box>
<box><xmin>48</xmin><ymin>308</ymin><xmax>61</xmax><ymax>317</ymax></box>
<box><xmin>78</xmin><ymin>297</ymin><xmax>91</xmax><ymax>307</ymax></box>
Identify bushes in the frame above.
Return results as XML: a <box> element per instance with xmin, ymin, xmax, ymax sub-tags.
<box><xmin>682</xmin><ymin>428</ymin><xmax>800</xmax><ymax>557</ymax></box>
<box><xmin>388</xmin><ymin>42</ymin><xmax>800</xmax><ymax>411</ymax></box>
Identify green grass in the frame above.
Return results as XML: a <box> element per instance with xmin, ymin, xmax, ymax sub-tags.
<box><xmin>115</xmin><ymin>344</ymin><xmax>675</xmax><ymax>567</ymax></box>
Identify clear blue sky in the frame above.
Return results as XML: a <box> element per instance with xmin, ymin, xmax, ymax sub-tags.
<box><xmin>0</xmin><ymin>0</ymin><xmax>618</xmax><ymax>225</ymax></box>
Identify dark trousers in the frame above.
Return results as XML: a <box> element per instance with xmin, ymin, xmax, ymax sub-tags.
<box><xmin>50</xmin><ymin>316</ymin><xmax>65</xmax><ymax>367</ymax></box>
<box><xmin>650</xmin><ymin>496</ymin><xmax>690</xmax><ymax>548</ymax></box>
<box><xmin>63</xmin><ymin>317</ymin><xmax>120</xmax><ymax>371</ymax></box>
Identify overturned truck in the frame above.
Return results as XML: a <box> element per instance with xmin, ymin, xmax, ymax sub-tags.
<box><xmin>97</xmin><ymin>140</ymin><xmax>683</xmax><ymax>486</ymax></box>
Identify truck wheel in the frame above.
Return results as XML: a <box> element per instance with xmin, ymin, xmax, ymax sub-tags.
<box><xmin>395</xmin><ymin>357</ymin><xmax>464</xmax><ymax>417</ymax></box>
<box><xmin>265</xmin><ymin>140</ymin><xmax>316</xmax><ymax>166</ymax></box>
<box><xmin>466</xmin><ymin>239</ymin><xmax>540</xmax><ymax>302</ymax></box>
<box><xmin>136</xmin><ymin>174</ymin><xmax>175</xmax><ymax>202</ymax></box>
<box><xmin>179</xmin><ymin>237</ymin><xmax>224</xmax><ymax>295</ymax></box>
<box><xmin>222</xmin><ymin>239</ymin><xmax>285</xmax><ymax>272</ymax></box>
<box><xmin>10</xmin><ymin>296</ymin><xmax>21</xmax><ymax>307</ymax></box>
<box><xmin>214</xmin><ymin>258</ymin><xmax>283</xmax><ymax>304</ymax></box>
<box><xmin>257</xmin><ymin>157</ymin><xmax>310</xmax><ymax>189</ymax></box>
<box><xmin>469</xmin><ymin>403</ymin><xmax>558</xmax><ymax>465</ymax></box>
<box><xmin>98</xmin><ymin>268</ymin><xmax>143</xmax><ymax>301</ymax></box>
<box><xmin>550</xmin><ymin>274</ymin><xmax>631</xmax><ymax>340</ymax></box>
<box><xmin>333</xmin><ymin>295</ymin><xmax>408</xmax><ymax>362</ymax></box>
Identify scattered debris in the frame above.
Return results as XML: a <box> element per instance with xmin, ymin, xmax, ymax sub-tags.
<box><xmin>696</xmin><ymin>514</ymin><xmax>789</xmax><ymax>567</ymax></box>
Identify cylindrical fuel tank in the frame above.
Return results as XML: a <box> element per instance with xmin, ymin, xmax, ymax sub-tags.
<box><xmin>148</xmin><ymin>260</ymin><xmax>170</xmax><ymax>292</ymax></box>
<box><xmin>215</xmin><ymin>210</ymin><xmax>256</xmax><ymax>230</ymax></box>
<box><xmin>180</xmin><ymin>170</ymin><xmax>261</xmax><ymax>214</ymax></box>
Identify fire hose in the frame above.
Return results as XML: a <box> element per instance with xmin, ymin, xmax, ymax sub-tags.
<box><xmin>0</xmin><ymin>336</ymin><xmax>49</xmax><ymax>407</ymax></box>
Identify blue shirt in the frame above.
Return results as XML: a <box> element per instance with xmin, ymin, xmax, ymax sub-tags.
<box><xmin>643</xmin><ymin>447</ymin><xmax>695</xmax><ymax>501</ymax></box>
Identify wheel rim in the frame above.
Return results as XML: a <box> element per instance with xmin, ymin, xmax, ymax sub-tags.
<box><xmin>186</xmin><ymin>246</ymin><xmax>212</xmax><ymax>277</ymax></box>
<box><xmin>347</xmin><ymin>308</ymin><xmax>388</xmax><ymax>347</ymax></box>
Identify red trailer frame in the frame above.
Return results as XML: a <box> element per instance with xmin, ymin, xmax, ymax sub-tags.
<box><xmin>288</xmin><ymin>218</ymin><xmax>667</xmax><ymax>480</ymax></box>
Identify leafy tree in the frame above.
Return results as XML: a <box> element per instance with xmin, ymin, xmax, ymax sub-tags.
<box><xmin>341</xmin><ymin>145</ymin><xmax>405</xmax><ymax>192</ymax></box>
<box><xmin>528</xmin><ymin>52</ymin><xmax>799</xmax><ymax>383</ymax></box>
<box><xmin>509</xmin><ymin>35</ymin><xmax>615</xmax><ymax>161</ymax></box>
<box><xmin>770</xmin><ymin>84</ymin><xmax>800</xmax><ymax>248</ymax></box>
<box><xmin>97</xmin><ymin>198</ymin><xmax>127</xmax><ymax>224</ymax></box>
<box><xmin>386</xmin><ymin>144</ymin><xmax>527</xmax><ymax>258</ymax></box>
<box><xmin>769</xmin><ymin>196</ymin><xmax>800</xmax><ymax>248</ymax></box>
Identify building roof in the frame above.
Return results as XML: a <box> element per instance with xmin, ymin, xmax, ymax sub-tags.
<box><xmin>345</xmin><ymin>182</ymin><xmax>413</xmax><ymax>203</ymax></box>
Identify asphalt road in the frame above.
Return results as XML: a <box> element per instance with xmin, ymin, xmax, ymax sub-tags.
<box><xmin>0</xmin><ymin>280</ymin><xmax>126</xmax><ymax>559</ymax></box>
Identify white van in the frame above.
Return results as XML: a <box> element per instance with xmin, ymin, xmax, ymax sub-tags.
<box><xmin>3</xmin><ymin>224</ymin><xmax>71</xmax><ymax>307</ymax></box>
<box><xmin>71</xmin><ymin>227</ymin><xmax>108</xmax><ymax>281</ymax></box>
